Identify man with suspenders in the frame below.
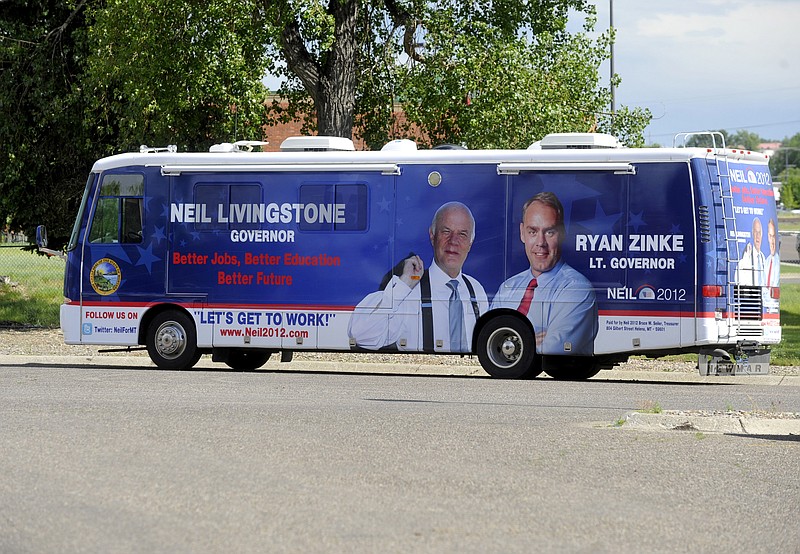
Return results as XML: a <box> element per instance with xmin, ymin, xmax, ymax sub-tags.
<box><xmin>348</xmin><ymin>201</ymin><xmax>489</xmax><ymax>353</ymax></box>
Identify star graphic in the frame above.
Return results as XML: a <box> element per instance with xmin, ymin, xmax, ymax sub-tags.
<box><xmin>377</xmin><ymin>197</ymin><xmax>392</xmax><ymax>212</ymax></box>
<box><xmin>575</xmin><ymin>201</ymin><xmax>623</xmax><ymax>234</ymax></box>
<box><xmin>627</xmin><ymin>211</ymin><xmax>647</xmax><ymax>232</ymax></box>
<box><xmin>135</xmin><ymin>244</ymin><xmax>161</xmax><ymax>274</ymax></box>
<box><xmin>151</xmin><ymin>226</ymin><xmax>166</xmax><ymax>245</ymax></box>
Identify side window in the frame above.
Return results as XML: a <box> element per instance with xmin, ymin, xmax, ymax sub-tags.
<box><xmin>299</xmin><ymin>183</ymin><xmax>368</xmax><ymax>231</ymax></box>
<box><xmin>88</xmin><ymin>174</ymin><xmax>144</xmax><ymax>244</ymax></box>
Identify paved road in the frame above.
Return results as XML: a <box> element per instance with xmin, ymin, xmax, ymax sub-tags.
<box><xmin>1</xmin><ymin>361</ymin><xmax>798</xmax><ymax>553</ymax></box>
<box><xmin>779</xmin><ymin>231</ymin><xmax>799</xmax><ymax>264</ymax></box>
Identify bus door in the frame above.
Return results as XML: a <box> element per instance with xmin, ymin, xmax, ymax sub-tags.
<box><xmin>78</xmin><ymin>171</ymin><xmax>152</xmax><ymax>345</ymax></box>
<box><xmin>498</xmin><ymin>163</ymin><xmax>633</xmax><ymax>357</ymax></box>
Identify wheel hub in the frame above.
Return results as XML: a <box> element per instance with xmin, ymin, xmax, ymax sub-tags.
<box><xmin>501</xmin><ymin>338</ymin><xmax>518</xmax><ymax>358</ymax></box>
<box><xmin>156</xmin><ymin>324</ymin><xmax>185</xmax><ymax>358</ymax></box>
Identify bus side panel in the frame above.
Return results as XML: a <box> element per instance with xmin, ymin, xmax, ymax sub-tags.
<box><xmin>166</xmin><ymin>171</ymin><xmax>394</xmax><ymax>350</ymax></box>
<box><xmin>503</xmin><ymin>164</ymin><xmax>695</xmax><ymax>356</ymax></box>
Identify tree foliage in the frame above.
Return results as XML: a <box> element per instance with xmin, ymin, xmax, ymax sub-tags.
<box><xmin>85</xmin><ymin>0</ymin><xmax>272</xmax><ymax>153</ymax></box>
<box><xmin>264</xmin><ymin>0</ymin><xmax>650</xmax><ymax>147</ymax></box>
<box><xmin>0</xmin><ymin>0</ymin><xmax>96</xmax><ymax>243</ymax></box>
<box><xmin>778</xmin><ymin>168</ymin><xmax>800</xmax><ymax>210</ymax></box>
<box><xmin>366</xmin><ymin>10</ymin><xmax>649</xmax><ymax>149</ymax></box>
<box><xmin>1</xmin><ymin>0</ymin><xmax>660</xmax><ymax>245</ymax></box>
<box><xmin>770</xmin><ymin>132</ymin><xmax>800</xmax><ymax>180</ymax></box>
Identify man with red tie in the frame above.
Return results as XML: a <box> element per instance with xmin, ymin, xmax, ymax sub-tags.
<box><xmin>490</xmin><ymin>191</ymin><xmax>597</xmax><ymax>356</ymax></box>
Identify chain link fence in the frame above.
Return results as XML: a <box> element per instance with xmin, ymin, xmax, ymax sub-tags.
<box><xmin>0</xmin><ymin>233</ymin><xmax>64</xmax><ymax>327</ymax></box>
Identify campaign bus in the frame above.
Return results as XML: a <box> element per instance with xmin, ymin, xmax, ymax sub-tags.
<box><xmin>37</xmin><ymin>132</ymin><xmax>780</xmax><ymax>379</ymax></box>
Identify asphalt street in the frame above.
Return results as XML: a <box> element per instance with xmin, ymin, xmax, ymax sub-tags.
<box><xmin>1</xmin><ymin>358</ymin><xmax>798</xmax><ymax>553</ymax></box>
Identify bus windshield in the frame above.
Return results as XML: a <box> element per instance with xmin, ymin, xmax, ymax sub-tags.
<box><xmin>67</xmin><ymin>173</ymin><xmax>95</xmax><ymax>252</ymax></box>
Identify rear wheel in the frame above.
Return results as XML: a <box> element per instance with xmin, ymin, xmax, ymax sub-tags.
<box><xmin>477</xmin><ymin>315</ymin><xmax>541</xmax><ymax>379</ymax></box>
<box><xmin>543</xmin><ymin>356</ymin><xmax>601</xmax><ymax>381</ymax></box>
<box><xmin>146</xmin><ymin>310</ymin><xmax>201</xmax><ymax>369</ymax></box>
<box><xmin>224</xmin><ymin>350</ymin><xmax>271</xmax><ymax>371</ymax></box>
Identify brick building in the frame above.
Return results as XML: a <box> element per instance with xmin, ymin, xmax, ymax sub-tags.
<box><xmin>260</xmin><ymin>98</ymin><xmax>419</xmax><ymax>152</ymax></box>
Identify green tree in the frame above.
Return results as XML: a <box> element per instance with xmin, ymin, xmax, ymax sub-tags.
<box><xmin>779</xmin><ymin>168</ymin><xmax>800</xmax><ymax>210</ymax></box>
<box><xmin>85</xmin><ymin>0</ymin><xmax>273</xmax><ymax>152</ymax></box>
<box><xmin>366</xmin><ymin>10</ymin><xmax>649</xmax><ymax>149</ymax></box>
<box><xmin>0</xmin><ymin>0</ymin><xmax>97</xmax><ymax>244</ymax></box>
<box><xmin>770</xmin><ymin>133</ymin><xmax>800</xmax><ymax>180</ymax></box>
<box><xmin>267</xmin><ymin>0</ymin><xmax>650</xmax><ymax>146</ymax></box>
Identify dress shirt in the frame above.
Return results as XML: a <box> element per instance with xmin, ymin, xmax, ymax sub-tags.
<box><xmin>491</xmin><ymin>260</ymin><xmax>597</xmax><ymax>356</ymax></box>
<box><xmin>348</xmin><ymin>260</ymin><xmax>489</xmax><ymax>352</ymax></box>
<box><xmin>736</xmin><ymin>244</ymin><xmax>766</xmax><ymax>286</ymax></box>
<box><xmin>765</xmin><ymin>252</ymin><xmax>779</xmax><ymax>288</ymax></box>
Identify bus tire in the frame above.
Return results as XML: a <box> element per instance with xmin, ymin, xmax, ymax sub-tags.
<box><xmin>543</xmin><ymin>356</ymin><xmax>601</xmax><ymax>381</ymax></box>
<box><xmin>225</xmin><ymin>350</ymin><xmax>271</xmax><ymax>371</ymax></box>
<box><xmin>146</xmin><ymin>310</ymin><xmax>201</xmax><ymax>370</ymax></box>
<box><xmin>477</xmin><ymin>315</ymin><xmax>541</xmax><ymax>379</ymax></box>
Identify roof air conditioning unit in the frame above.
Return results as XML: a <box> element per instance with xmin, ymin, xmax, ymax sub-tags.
<box><xmin>532</xmin><ymin>133</ymin><xmax>623</xmax><ymax>150</ymax></box>
<box><xmin>280</xmin><ymin>136</ymin><xmax>356</xmax><ymax>152</ymax></box>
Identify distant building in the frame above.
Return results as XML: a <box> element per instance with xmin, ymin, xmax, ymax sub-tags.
<box><xmin>261</xmin><ymin>96</ymin><xmax>422</xmax><ymax>152</ymax></box>
<box><xmin>758</xmin><ymin>142</ymin><xmax>782</xmax><ymax>157</ymax></box>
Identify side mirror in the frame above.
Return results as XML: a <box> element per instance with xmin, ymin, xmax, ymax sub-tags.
<box><xmin>36</xmin><ymin>225</ymin><xmax>48</xmax><ymax>248</ymax></box>
<box><xmin>35</xmin><ymin>225</ymin><xmax>65</xmax><ymax>260</ymax></box>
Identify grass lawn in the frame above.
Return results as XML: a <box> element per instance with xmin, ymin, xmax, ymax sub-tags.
<box><xmin>778</xmin><ymin>212</ymin><xmax>800</xmax><ymax>232</ymax></box>
<box><xmin>772</xmin><ymin>281</ymin><xmax>800</xmax><ymax>365</ymax></box>
<box><xmin>2</xmin><ymin>245</ymin><xmax>799</xmax><ymax>365</ymax></box>
<box><xmin>0</xmin><ymin>246</ymin><xmax>63</xmax><ymax>327</ymax></box>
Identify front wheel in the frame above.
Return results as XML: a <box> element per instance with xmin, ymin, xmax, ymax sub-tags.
<box><xmin>146</xmin><ymin>310</ymin><xmax>202</xmax><ymax>369</ymax></box>
<box><xmin>476</xmin><ymin>315</ymin><xmax>541</xmax><ymax>379</ymax></box>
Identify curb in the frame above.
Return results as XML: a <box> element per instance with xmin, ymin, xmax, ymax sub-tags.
<box><xmin>621</xmin><ymin>411</ymin><xmax>800</xmax><ymax>436</ymax></box>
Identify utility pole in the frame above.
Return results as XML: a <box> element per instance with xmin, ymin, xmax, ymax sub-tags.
<box><xmin>610</xmin><ymin>0</ymin><xmax>616</xmax><ymax>128</ymax></box>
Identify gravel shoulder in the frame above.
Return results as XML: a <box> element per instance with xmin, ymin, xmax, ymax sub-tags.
<box><xmin>2</xmin><ymin>327</ymin><xmax>799</xmax><ymax>376</ymax></box>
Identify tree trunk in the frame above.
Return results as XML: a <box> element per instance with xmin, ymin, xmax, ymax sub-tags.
<box><xmin>279</xmin><ymin>0</ymin><xmax>358</xmax><ymax>140</ymax></box>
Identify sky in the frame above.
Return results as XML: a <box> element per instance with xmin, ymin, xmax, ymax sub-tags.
<box><xmin>583</xmin><ymin>0</ymin><xmax>800</xmax><ymax>144</ymax></box>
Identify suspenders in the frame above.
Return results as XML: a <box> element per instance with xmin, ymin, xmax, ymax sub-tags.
<box><xmin>419</xmin><ymin>270</ymin><xmax>480</xmax><ymax>352</ymax></box>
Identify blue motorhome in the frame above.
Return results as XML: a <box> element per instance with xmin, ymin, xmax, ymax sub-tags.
<box><xmin>39</xmin><ymin>132</ymin><xmax>780</xmax><ymax>378</ymax></box>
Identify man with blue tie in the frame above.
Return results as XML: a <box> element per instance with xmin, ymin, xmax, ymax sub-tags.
<box><xmin>348</xmin><ymin>201</ymin><xmax>488</xmax><ymax>352</ymax></box>
<box><xmin>491</xmin><ymin>191</ymin><xmax>597</xmax><ymax>356</ymax></box>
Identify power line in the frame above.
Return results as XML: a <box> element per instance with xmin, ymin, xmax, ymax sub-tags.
<box><xmin>631</xmin><ymin>86</ymin><xmax>800</xmax><ymax>106</ymax></box>
<box><xmin>646</xmin><ymin>119</ymin><xmax>800</xmax><ymax>140</ymax></box>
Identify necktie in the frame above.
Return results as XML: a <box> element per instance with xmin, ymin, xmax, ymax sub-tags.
<box><xmin>517</xmin><ymin>278</ymin><xmax>538</xmax><ymax>316</ymax></box>
<box><xmin>446</xmin><ymin>279</ymin><xmax>465</xmax><ymax>352</ymax></box>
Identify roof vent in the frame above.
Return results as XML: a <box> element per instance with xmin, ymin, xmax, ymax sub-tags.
<box><xmin>381</xmin><ymin>139</ymin><xmax>417</xmax><ymax>152</ymax></box>
<box><xmin>531</xmin><ymin>133</ymin><xmax>623</xmax><ymax>150</ymax></box>
<box><xmin>209</xmin><ymin>140</ymin><xmax>269</xmax><ymax>153</ymax></box>
<box><xmin>280</xmin><ymin>136</ymin><xmax>355</xmax><ymax>152</ymax></box>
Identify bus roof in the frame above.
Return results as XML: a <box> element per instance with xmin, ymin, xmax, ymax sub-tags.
<box><xmin>91</xmin><ymin>136</ymin><xmax>771</xmax><ymax>173</ymax></box>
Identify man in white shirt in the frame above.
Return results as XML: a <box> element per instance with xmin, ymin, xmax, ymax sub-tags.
<box><xmin>348</xmin><ymin>201</ymin><xmax>488</xmax><ymax>352</ymax></box>
<box><xmin>491</xmin><ymin>192</ymin><xmax>597</xmax><ymax>356</ymax></box>
<box><xmin>736</xmin><ymin>217</ymin><xmax>766</xmax><ymax>286</ymax></box>
<box><xmin>764</xmin><ymin>217</ymin><xmax>780</xmax><ymax>309</ymax></box>
<box><xmin>765</xmin><ymin>218</ymin><xmax>779</xmax><ymax>287</ymax></box>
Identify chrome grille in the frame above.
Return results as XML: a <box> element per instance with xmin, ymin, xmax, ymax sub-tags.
<box><xmin>732</xmin><ymin>285</ymin><xmax>762</xmax><ymax>321</ymax></box>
